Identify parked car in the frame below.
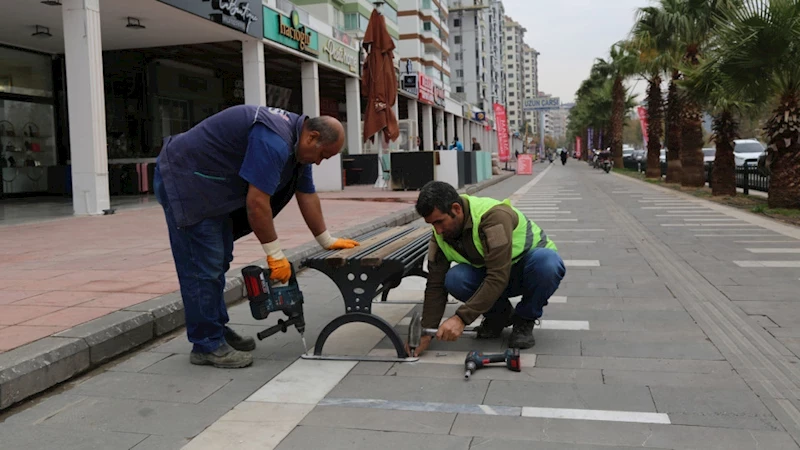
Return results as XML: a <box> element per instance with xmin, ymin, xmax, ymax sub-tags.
<box><xmin>733</xmin><ymin>139</ymin><xmax>765</xmax><ymax>167</ymax></box>
<box><xmin>633</xmin><ymin>149</ymin><xmax>646</xmax><ymax>163</ymax></box>
<box><xmin>703</xmin><ymin>147</ymin><xmax>716</xmax><ymax>168</ymax></box>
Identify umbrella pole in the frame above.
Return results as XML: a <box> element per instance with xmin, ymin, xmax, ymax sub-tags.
<box><xmin>374</xmin><ymin>130</ymin><xmax>387</xmax><ymax>190</ymax></box>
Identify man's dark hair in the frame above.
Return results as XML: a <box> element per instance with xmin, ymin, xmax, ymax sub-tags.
<box><xmin>306</xmin><ymin>116</ymin><xmax>341</xmax><ymax>145</ymax></box>
<box><xmin>416</xmin><ymin>181</ymin><xmax>462</xmax><ymax>217</ymax></box>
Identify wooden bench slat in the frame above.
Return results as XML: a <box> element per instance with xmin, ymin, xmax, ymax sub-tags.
<box><xmin>324</xmin><ymin>228</ymin><xmax>408</xmax><ymax>266</ymax></box>
<box><xmin>361</xmin><ymin>227</ymin><xmax>431</xmax><ymax>267</ymax></box>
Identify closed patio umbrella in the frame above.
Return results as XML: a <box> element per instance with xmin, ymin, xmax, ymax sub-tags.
<box><xmin>361</xmin><ymin>8</ymin><xmax>399</xmax><ymax>144</ymax></box>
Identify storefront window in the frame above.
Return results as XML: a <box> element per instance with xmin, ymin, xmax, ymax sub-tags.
<box><xmin>0</xmin><ymin>100</ymin><xmax>56</xmax><ymax>167</ymax></box>
<box><xmin>0</xmin><ymin>46</ymin><xmax>56</xmax><ymax>195</ymax></box>
<box><xmin>0</xmin><ymin>47</ymin><xmax>53</xmax><ymax>97</ymax></box>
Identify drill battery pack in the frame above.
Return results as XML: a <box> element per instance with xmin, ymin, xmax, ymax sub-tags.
<box><xmin>241</xmin><ymin>265</ymin><xmax>304</xmax><ymax>320</ymax></box>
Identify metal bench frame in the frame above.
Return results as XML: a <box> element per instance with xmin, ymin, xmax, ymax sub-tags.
<box><xmin>300</xmin><ymin>226</ymin><xmax>430</xmax><ymax>363</ymax></box>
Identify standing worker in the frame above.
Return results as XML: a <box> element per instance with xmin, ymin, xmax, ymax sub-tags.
<box><xmin>153</xmin><ymin>105</ymin><xmax>360</xmax><ymax>369</ymax></box>
<box><xmin>407</xmin><ymin>181</ymin><xmax>566</xmax><ymax>356</ymax></box>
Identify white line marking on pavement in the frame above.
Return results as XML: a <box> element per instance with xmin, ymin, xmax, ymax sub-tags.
<box><xmin>655</xmin><ymin>214</ymin><xmax>726</xmax><ymax>218</ymax></box>
<box><xmin>521</xmin><ymin>407</ymin><xmax>671</xmax><ymax>424</ymax></box>
<box><xmin>534</xmin><ymin>219</ymin><xmax>579</xmax><ymax>222</ymax></box>
<box><xmin>518</xmin><ymin>210</ymin><xmax>572</xmax><ymax>214</ymax></box>
<box><xmin>564</xmin><ymin>260</ymin><xmax>600</xmax><ymax>267</ymax></box>
<box><xmin>539</xmin><ymin>320</ymin><xmax>590</xmax><ymax>330</ymax></box>
<box><xmin>734</xmin><ymin>261</ymin><xmax>800</xmax><ymax>268</ymax></box>
<box><xmin>662</xmin><ymin>224</ymin><xmax>701</xmax><ymax>227</ymax></box>
<box><xmin>548</xmin><ymin>229</ymin><xmax>606</xmax><ymax>232</ymax></box>
<box><xmin>313</xmin><ymin>400</ymin><xmax>668</xmax><ymax>425</ymax></box>
<box><xmin>696</xmin><ymin>234</ymin><xmax>771</xmax><ymax>237</ymax></box>
<box><xmin>684</xmin><ymin>218</ymin><xmax>744</xmax><ymax>222</ymax></box>
<box><xmin>737</xmin><ymin>240</ymin><xmax>800</xmax><ymax>243</ymax></box>
<box><xmin>746</xmin><ymin>248</ymin><xmax>800</xmax><ymax>253</ymax></box>
<box><xmin>553</xmin><ymin>240</ymin><xmax>597</xmax><ymax>243</ymax></box>
<box><xmin>509</xmin><ymin>164</ymin><xmax>555</xmax><ymax>201</ymax></box>
<box><xmin>641</xmin><ymin>206</ymin><xmax>708</xmax><ymax>210</ymax></box>
<box><xmin>246</xmin><ymin>359</ymin><xmax>357</xmax><ymax>404</ymax></box>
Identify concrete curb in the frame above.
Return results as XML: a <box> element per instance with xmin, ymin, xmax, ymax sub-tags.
<box><xmin>0</xmin><ymin>172</ymin><xmax>514</xmax><ymax>411</ymax></box>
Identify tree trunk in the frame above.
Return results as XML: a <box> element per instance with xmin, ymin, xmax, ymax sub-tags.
<box><xmin>645</xmin><ymin>76</ymin><xmax>663</xmax><ymax>179</ymax></box>
<box><xmin>665</xmin><ymin>73</ymin><xmax>683</xmax><ymax>183</ymax></box>
<box><xmin>592</xmin><ymin>128</ymin><xmax>600</xmax><ymax>151</ymax></box>
<box><xmin>611</xmin><ymin>77</ymin><xmax>624</xmax><ymax>168</ymax></box>
<box><xmin>765</xmin><ymin>91</ymin><xmax>800</xmax><ymax>209</ymax></box>
<box><xmin>710</xmin><ymin>110</ymin><xmax>737</xmax><ymax>197</ymax></box>
<box><xmin>582</xmin><ymin>129</ymin><xmax>589</xmax><ymax>160</ymax></box>
<box><xmin>680</xmin><ymin>99</ymin><xmax>706</xmax><ymax>187</ymax></box>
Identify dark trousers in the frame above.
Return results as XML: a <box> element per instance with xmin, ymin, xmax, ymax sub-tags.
<box><xmin>154</xmin><ymin>166</ymin><xmax>234</xmax><ymax>353</ymax></box>
<box><xmin>444</xmin><ymin>248</ymin><xmax>566</xmax><ymax>320</ymax></box>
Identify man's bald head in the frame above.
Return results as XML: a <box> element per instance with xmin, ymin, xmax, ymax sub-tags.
<box><xmin>297</xmin><ymin>116</ymin><xmax>346</xmax><ymax>165</ymax></box>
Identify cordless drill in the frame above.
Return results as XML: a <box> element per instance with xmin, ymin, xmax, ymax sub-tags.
<box><xmin>241</xmin><ymin>264</ymin><xmax>307</xmax><ymax>352</ymax></box>
<box><xmin>464</xmin><ymin>348</ymin><xmax>521</xmax><ymax>379</ymax></box>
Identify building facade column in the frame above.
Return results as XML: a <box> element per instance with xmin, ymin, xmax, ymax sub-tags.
<box><xmin>446</xmin><ymin>113</ymin><xmax>455</xmax><ymax>145</ymax></box>
<box><xmin>345</xmin><ymin>77</ymin><xmax>362</xmax><ymax>155</ymax></box>
<box><xmin>242</xmin><ymin>39</ymin><xmax>266</xmax><ymax>105</ymax></box>
<box><xmin>435</xmin><ymin>109</ymin><xmax>445</xmax><ymax>145</ymax></box>
<box><xmin>407</xmin><ymin>98</ymin><xmax>419</xmax><ymax>150</ymax></box>
<box><xmin>63</xmin><ymin>0</ymin><xmax>109</xmax><ymax>216</ymax></box>
<box><xmin>301</xmin><ymin>61</ymin><xmax>320</xmax><ymax>116</ymax></box>
<box><xmin>421</xmin><ymin>104</ymin><xmax>434</xmax><ymax>151</ymax></box>
<box><xmin>303</xmin><ymin>61</ymin><xmax>340</xmax><ymax>191</ymax></box>
<box><xmin>455</xmin><ymin>116</ymin><xmax>463</xmax><ymax>144</ymax></box>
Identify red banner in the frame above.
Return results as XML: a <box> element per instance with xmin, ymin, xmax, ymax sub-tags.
<box><xmin>417</xmin><ymin>73</ymin><xmax>435</xmax><ymax>105</ymax></box>
<box><xmin>516</xmin><ymin>154</ymin><xmax>532</xmax><ymax>175</ymax></box>
<box><xmin>493</xmin><ymin>103</ymin><xmax>510</xmax><ymax>162</ymax></box>
<box><xmin>637</xmin><ymin>106</ymin><xmax>649</xmax><ymax>146</ymax></box>
<box><xmin>575</xmin><ymin>136</ymin><xmax>582</xmax><ymax>159</ymax></box>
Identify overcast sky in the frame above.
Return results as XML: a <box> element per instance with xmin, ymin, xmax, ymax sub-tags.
<box><xmin>503</xmin><ymin>0</ymin><xmax>653</xmax><ymax>104</ymax></box>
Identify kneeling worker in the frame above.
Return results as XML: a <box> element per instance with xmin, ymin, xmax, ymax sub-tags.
<box><xmin>410</xmin><ymin>181</ymin><xmax>566</xmax><ymax>355</ymax></box>
<box><xmin>154</xmin><ymin>105</ymin><xmax>359</xmax><ymax>369</ymax></box>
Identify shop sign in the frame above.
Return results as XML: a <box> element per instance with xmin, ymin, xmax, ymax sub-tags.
<box><xmin>418</xmin><ymin>73</ymin><xmax>435</xmax><ymax>105</ymax></box>
<box><xmin>263</xmin><ymin>6</ymin><xmax>319</xmax><ymax>56</ymax></box>
<box><xmin>473</xmin><ymin>111</ymin><xmax>486</xmax><ymax>122</ymax></box>
<box><xmin>433</xmin><ymin>86</ymin><xmax>445</xmax><ymax>107</ymax></box>
<box><xmin>400</xmin><ymin>73</ymin><xmax>418</xmax><ymax>96</ymax></box>
<box><xmin>320</xmin><ymin>36</ymin><xmax>359</xmax><ymax>73</ymax></box>
<box><xmin>156</xmin><ymin>0</ymin><xmax>262</xmax><ymax>37</ymax></box>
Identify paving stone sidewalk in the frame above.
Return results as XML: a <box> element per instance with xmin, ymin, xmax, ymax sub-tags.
<box><xmin>5</xmin><ymin>161</ymin><xmax>800</xmax><ymax>449</ymax></box>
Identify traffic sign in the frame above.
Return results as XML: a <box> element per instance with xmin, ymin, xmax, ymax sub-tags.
<box><xmin>523</xmin><ymin>96</ymin><xmax>561</xmax><ymax>111</ymax></box>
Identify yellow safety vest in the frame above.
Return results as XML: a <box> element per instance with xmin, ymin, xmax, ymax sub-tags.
<box><xmin>433</xmin><ymin>195</ymin><xmax>557</xmax><ymax>267</ymax></box>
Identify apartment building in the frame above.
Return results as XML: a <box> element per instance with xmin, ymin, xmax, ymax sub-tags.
<box><xmin>503</xmin><ymin>16</ymin><xmax>525</xmax><ymax>133</ymax></box>
<box><xmin>522</xmin><ymin>44</ymin><xmax>540</xmax><ymax>134</ymax></box>
<box><xmin>487</xmin><ymin>1</ymin><xmax>506</xmax><ymax>111</ymax></box>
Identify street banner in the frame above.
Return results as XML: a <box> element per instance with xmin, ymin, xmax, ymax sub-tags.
<box><xmin>517</xmin><ymin>154</ymin><xmax>533</xmax><ymax>175</ymax></box>
<box><xmin>637</xmin><ymin>106</ymin><xmax>649</xmax><ymax>146</ymax></box>
<box><xmin>576</xmin><ymin>136</ymin><xmax>582</xmax><ymax>159</ymax></box>
<box><xmin>493</xmin><ymin>103</ymin><xmax>510</xmax><ymax>162</ymax></box>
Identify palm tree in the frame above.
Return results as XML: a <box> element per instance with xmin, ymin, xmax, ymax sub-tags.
<box><xmin>633</xmin><ymin>1</ymin><xmax>685</xmax><ymax>182</ymax></box>
<box><xmin>630</xmin><ymin>8</ymin><xmax>674</xmax><ymax>179</ymax></box>
<box><xmin>657</xmin><ymin>0</ymin><xmax>742</xmax><ymax>188</ymax></box>
<box><xmin>681</xmin><ymin>56</ymin><xmax>750</xmax><ymax>196</ymax></box>
<box><xmin>594</xmin><ymin>42</ymin><xmax>639</xmax><ymax>168</ymax></box>
<box><xmin>712</xmin><ymin>0</ymin><xmax>800</xmax><ymax>208</ymax></box>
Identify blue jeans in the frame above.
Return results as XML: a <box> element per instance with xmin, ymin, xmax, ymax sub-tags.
<box><xmin>154</xmin><ymin>165</ymin><xmax>234</xmax><ymax>353</ymax></box>
<box><xmin>444</xmin><ymin>248</ymin><xmax>566</xmax><ymax>320</ymax></box>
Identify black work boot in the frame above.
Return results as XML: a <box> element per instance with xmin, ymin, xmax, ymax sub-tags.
<box><xmin>190</xmin><ymin>342</ymin><xmax>253</xmax><ymax>368</ymax></box>
<box><xmin>475</xmin><ymin>300</ymin><xmax>514</xmax><ymax>339</ymax></box>
<box><xmin>224</xmin><ymin>326</ymin><xmax>256</xmax><ymax>352</ymax></box>
<box><xmin>508</xmin><ymin>315</ymin><xmax>538</xmax><ymax>349</ymax></box>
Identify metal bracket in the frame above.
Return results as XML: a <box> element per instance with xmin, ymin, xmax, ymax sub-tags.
<box><xmin>302</xmin><ymin>312</ymin><xmax>416</xmax><ymax>362</ymax></box>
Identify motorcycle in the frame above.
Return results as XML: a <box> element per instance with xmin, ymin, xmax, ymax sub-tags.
<box><xmin>561</xmin><ymin>152</ymin><xmax>568</xmax><ymax>165</ymax></box>
<box><xmin>602</xmin><ymin>158</ymin><xmax>613</xmax><ymax>173</ymax></box>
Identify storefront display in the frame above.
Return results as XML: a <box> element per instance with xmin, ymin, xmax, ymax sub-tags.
<box><xmin>0</xmin><ymin>46</ymin><xmax>57</xmax><ymax>196</ymax></box>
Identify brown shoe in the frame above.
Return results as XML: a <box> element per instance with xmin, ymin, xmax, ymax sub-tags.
<box><xmin>190</xmin><ymin>342</ymin><xmax>253</xmax><ymax>368</ymax></box>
